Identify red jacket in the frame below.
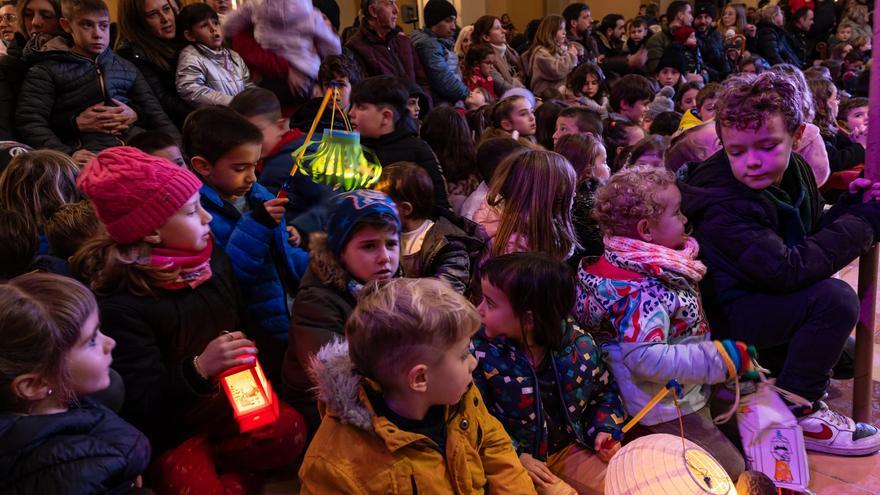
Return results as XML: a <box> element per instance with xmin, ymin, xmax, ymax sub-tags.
<box><xmin>466</xmin><ymin>67</ymin><xmax>496</xmax><ymax>99</ymax></box>
<box><xmin>345</xmin><ymin>24</ymin><xmax>432</xmax><ymax>106</ymax></box>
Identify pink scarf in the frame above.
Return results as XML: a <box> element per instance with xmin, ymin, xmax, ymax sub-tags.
<box><xmin>150</xmin><ymin>239</ymin><xmax>214</xmax><ymax>290</ymax></box>
<box><xmin>604</xmin><ymin>235</ymin><xmax>707</xmax><ymax>282</ymax></box>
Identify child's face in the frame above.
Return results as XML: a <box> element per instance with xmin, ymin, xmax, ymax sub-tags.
<box><xmin>593</xmin><ymin>150</ymin><xmax>610</xmax><ymax>182</ymax></box>
<box><xmin>155</xmin><ymin>192</ymin><xmax>213</xmax><ymax>252</ymax></box>
<box><xmin>246</xmin><ymin>114</ymin><xmax>288</xmax><ymax>159</ymax></box>
<box><xmin>581</xmin><ymin>74</ymin><xmax>600</xmax><ymax>98</ymax></box>
<box><xmin>620</xmin><ymin>99</ymin><xmax>649</xmax><ymax>125</ymax></box>
<box><xmin>720</xmin><ymin>114</ymin><xmax>794</xmax><ymax>190</ymax></box>
<box><xmin>502</xmin><ymin>99</ymin><xmax>536</xmax><ymax>136</ymax></box>
<box><xmin>407</xmin><ymin>97</ymin><xmax>421</xmax><ymax>121</ymax></box>
<box><xmin>465</xmin><ymin>89</ymin><xmax>487</xmax><ymax>110</ymax></box>
<box><xmin>151</xmin><ymin>145</ymin><xmax>186</xmax><ymax>167</ymax></box>
<box><xmin>685</xmin><ymin>33</ymin><xmax>697</xmax><ymax>48</ymax></box>
<box><xmin>477</xmin><ymin>279</ymin><xmax>523</xmax><ymax>341</ymax></box>
<box><xmin>838</xmin><ymin>26</ymin><xmax>852</xmax><ymax>42</ymax></box>
<box><xmin>642</xmin><ymin>185</ymin><xmax>687</xmax><ymax>249</ymax></box>
<box><xmin>846</xmin><ymin>105</ymin><xmax>869</xmax><ymax>132</ymax></box>
<box><xmin>633</xmin><ymin>150</ymin><xmax>664</xmax><ymax>168</ymax></box>
<box><xmin>349</xmin><ymin>102</ymin><xmax>393</xmax><ymax>139</ymax></box>
<box><xmin>477</xmin><ymin>55</ymin><xmax>495</xmax><ymax>77</ymax></box>
<box><xmin>63</xmin><ymin>11</ymin><xmax>110</xmax><ymax>58</ymax></box>
<box><xmin>196</xmin><ymin>142</ymin><xmax>261</xmax><ymax>200</ymax></box>
<box><xmin>860</xmin><ymin>39</ymin><xmax>872</xmax><ymax>52</ymax></box>
<box><xmin>625</xmin><ymin>124</ymin><xmax>646</xmax><ymax>147</ymax></box>
<box><xmin>185</xmin><ymin>16</ymin><xmax>222</xmax><ymax>49</ymax></box>
<box><xmin>698</xmin><ymin>97</ymin><xmax>718</xmax><ymax>121</ymax></box>
<box><xmin>66</xmin><ymin>309</ymin><xmax>116</xmax><ymax>397</ymax></box>
<box><xmin>552</xmin><ymin>115</ymin><xmax>586</xmax><ymax>147</ymax></box>
<box><xmin>424</xmin><ymin>334</ymin><xmax>478</xmax><ymax>406</ymax></box>
<box><xmin>629</xmin><ymin>24</ymin><xmax>646</xmax><ymax>43</ymax></box>
<box><xmin>339</xmin><ymin>225</ymin><xmax>400</xmax><ymax>283</ymax></box>
<box><xmin>657</xmin><ymin>68</ymin><xmax>681</xmax><ymax>88</ymax></box>
<box><xmin>329</xmin><ymin>76</ymin><xmax>352</xmax><ymax>109</ymax></box>
<box><xmin>828</xmin><ymin>85</ymin><xmax>840</xmax><ymax>121</ymax></box>
<box><xmin>680</xmin><ymin>88</ymin><xmax>699</xmax><ymax>112</ymax></box>
<box><xmin>740</xmin><ymin>62</ymin><xmax>756</xmax><ymax>75</ymax></box>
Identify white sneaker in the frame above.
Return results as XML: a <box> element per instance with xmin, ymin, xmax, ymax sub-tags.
<box><xmin>798</xmin><ymin>401</ymin><xmax>880</xmax><ymax>456</ymax></box>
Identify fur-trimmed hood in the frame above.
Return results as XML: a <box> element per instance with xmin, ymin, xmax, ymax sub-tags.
<box><xmin>307</xmin><ymin>232</ymin><xmax>349</xmax><ymax>290</ymax></box>
<box><xmin>307</xmin><ymin>339</ymin><xmax>373</xmax><ymax>431</ymax></box>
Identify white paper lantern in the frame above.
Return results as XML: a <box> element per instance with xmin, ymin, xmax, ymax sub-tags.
<box><xmin>606</xmin><ymin>434</ymin><xmax>737</xmax><ymax>495</ymax></box>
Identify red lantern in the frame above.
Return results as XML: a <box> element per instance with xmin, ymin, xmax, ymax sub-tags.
<box><xmin>219</xmin><ymin>355</ymin><xmax>279</xmax><ymax>432</ymax></box>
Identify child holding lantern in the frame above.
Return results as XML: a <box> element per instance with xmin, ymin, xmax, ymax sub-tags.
<box><xmin>71</xmin><ymin>147</ymin><xmax>307</xmax><ymax>493</ymax></box>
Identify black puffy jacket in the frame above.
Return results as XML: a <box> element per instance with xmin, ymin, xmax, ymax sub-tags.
<box><xmin>16</xmin><ymin>35</ymin><xmax>179</xmax><ymax>154</ymax></box>
<box><xmin>755</xmin><ymin>22</ymin><xmax>803</xmax><ymax>67</ymax></box>
<box><xmin>696</xmin><ymin>28</ymin><xmax>729</xmax><ymax>82</ymax></box>
<box><xmin>116</xmin><ymin>40</ymin><xmax>194</xmax><ymax>130</ymax></box>
<box><xmin>0</xmin><ymin>399</ymin><xmax>150</xmax><ymax>495</ymax></box>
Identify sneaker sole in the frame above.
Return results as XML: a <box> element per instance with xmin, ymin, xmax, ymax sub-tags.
<box><xmin>805</xmin><ymin>441</ymin><xmax>880</xmax><ymax>456</ymax></box>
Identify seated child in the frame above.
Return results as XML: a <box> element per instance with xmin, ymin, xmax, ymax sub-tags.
<box><xmin>0</xmin><ymin>273</ymin><xmax>150</xmax><ymax>494</ymax></box>
<box><xmin>558</xmin><ymin>62</ymin><xmax>609</xmax><ymax>116</ymax></box>
<box><xmin>665</xmin><ymin>121</ymin><xmax>722</xmax><ymax>174</ymax></box>
<box><xmin>0</xmin><ymin>209</ymin><xmax>39</xmax><ymax>279</ymax></box>
<box><xmin>603</xmin><ymin>116</ymin><xmax>646</xmax><ymax>171</ymax></box>
<box><xmin>465</xmin><ymin>86</ymin><xmax>494</xmax><ymax>111</ymax></box>
<box><xmin>624</xmin><ymin>135</ymin><xmax>669</xmax><ymax>168</ymax></box>
<box><xmin>681</xmin><ymin>72</ymin><xmax>880</xmax><ymax>457</ymax></box>
<box><xmin>808</xmin><ymin>78</ymin><xmax>865</xmax><ymax>175</ymax></box>
<box><xmin>176</xmin><ymin>3</ymin><xmax>254</xmax><ymax>107</ymax></box>
<box><xmin>281</xmin><ymin>190</ymin><xmax>401</xmax><ymax>432</ymax></box>
<box><xmin>678</xmin><ymin>82</ymin><xmax>722</xmax><ymax>132</ymax></box>
<box><xmin>837</xmin><ymin>96</ymin><xmax>868</xmax><ymax>137</ymax></box>
<box><xmin>300</xmin><ymin>278</ymin><xmax>534</xmax><ymax>494</ymax></box>
<box><xmin>231</xmin><ymin>87</ymin><xmax>333</xmax><ymax>246</ymax></box>
<box><xmin>552</xmin><ymin>106</ymin><xmax>603</xmax><ymax>148</ymax></box>
<box><xmin>460</xmin><ymin>137</ymin><xmax>526</xmax><ymax>221</ymax></box>
<box><xmin>675</xmin><ymin>80</ymin><xmax>703</xmax><ymax>114</ymax></box>
<box><xmin>643</xmin><ymin>85</ymin><xmax>675</xmax><ymax>131</ymax></box>
<box><xmin>554</xmin><ymin>133</ymin><xmax>607</xmax><ymax>267</ymax></box>
<box><xmin>16</xmin><ymin>0</ymin><xmax>178</xmax><ymax>160</ymax></box>
<box><xmin>42</xmin><ymin>200</ymin><xmax>100</xmax><ymax>273</ymax></box>
<box><xmin>72</xmin><ymin>148</ymin><xmax>307</xmax><ymax>490</ymax></box>
<box><xmin>648</xmin><ymin>111</ymin><xmax>683</xmax><ymax>136</ymax></box>
<box><xmin>473</xmin><ymin>252</ymin><xmax>624</xmax><ymax>495</ymax></box>
<box><xmin>349</xmin><ymin>75</ymin><xmax>450</xmax><ymax>209</ymax></box>
<box><xmin>672</xmin><ymin>27</ymin><xmax>703</xmax><ymax>79</ymax></box>
<box><xmin>183</xmin><ymin>106</ymin><xmax>308</xmax><ymax>350</ymax></box>
<box><xmin>577</xmin><ymin>166</ymin><xmax>746</xmax><ymax>479</ymax></box>
<box><xmin>480</xmin><ymin>94</ymin><xmax>539</xmax><ymax>148</ymax></box>
<box><xmin>375</xmin><ymin>162</ymin><xmax>482</xmax><ymax>295</ymax></box>
<box><xmin>127</xmin><ymin>131</ymin><xmax>186</xmax><ymax>167</ymax></box>
<box><xmin>654</xmin><ymin>46</ymin><xmax>685</xmax><ymax>91</ymax></box>
<box><xmin>608</xmin><ymin>74</ymin><xmax>655</xmax><ymax>127</ymax></box>
<box><xmin>289</xmin><ymin>54</ymin><xmax>357</xmax><ymax>136</ymax></box>
<box><xmin>464</xmin><ymin>43</ymin><xmax>498</xmax><ymax>99</ymax></box>
<box><xmin>626</xmin><ymin>17</ymin><xmax>649</xmax><ymax>54</ymax></box>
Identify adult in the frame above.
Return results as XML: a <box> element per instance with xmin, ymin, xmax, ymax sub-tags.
<box><xmin>693</xmin><ymin>3</ymin><xmax>729</xmax><ymax>82</ymax></box>
<box><xmin>562</xmin><ymin>2</ymin><xmax>596</xmax><ymax>64</ymax></box>
<box><xmin>0</xmin><ymin>0</ymin><xmax>19</xmax><ymax>138</ymax></box>
<box><xmin>786</xmin><ymin>7</ymin><xmax>813</xmax><ymax>68</ymax></box>
<box><xmin>523</xmin><ymin>15</ymin><xmax>577</xmax><ymax>97</ymax></box>
<box><xmin>411</xmin><ymin>0</ymin><xmax>468</xmax><ymax>106</ymax></box>
<box><xmin>593</xmin><ymin>13</ymin><xmax>645</xmax><ymax>75</ymax></box>
<box><xmin>454</xmin><ymin>24</ymin><xmax>473</xmax><ymax>61</ymax></box>
<box><xmin>471</xmin><ymin>14</ymin><xmax>523</xmax><ymax>94</ymax></box>
<box><xmin>755</xmin><ymin>5</ymin><xmax>801</xmax><ymax>67</ymax></box>
<box><xmin>116</xmin><ymin>0</ymin><xmax>193</xmax><ymax>129</ymax></box>
<box><xmin>0</xmin><ymin>0</ymin><xmax>18</xmax><ymax>55</ymax></box>
<box><xmin>345</xmin><ymin>0</ymin><xmax>432</xmax><ymax>106</ymax></box>
<box><xmin>645</xmin><ymin>0</ymin><xmax>693</xmax><ymax>74</ymax></box>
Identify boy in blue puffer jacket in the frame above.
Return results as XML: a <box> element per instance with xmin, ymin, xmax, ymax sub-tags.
<box><xmin>183</xmin><ymin>106</ymin><xmax>308</xmax><ymax>347</ymax></box>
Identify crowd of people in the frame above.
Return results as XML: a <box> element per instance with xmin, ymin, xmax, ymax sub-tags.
<box><xmin>0</xmin><ymin>0</ymin><xmax>879</xmax><ymax>493</ymax></box>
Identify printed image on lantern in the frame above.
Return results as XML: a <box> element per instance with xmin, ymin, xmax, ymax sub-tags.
<box><xmin>219</xmin><ymin>353</ymin><xmax>280</xmax><ymax>433</ymax></box>
<box><xmin>605</xmin><ymin>433</ymin><xmax>737</xmax><ymax>495</ymax></box>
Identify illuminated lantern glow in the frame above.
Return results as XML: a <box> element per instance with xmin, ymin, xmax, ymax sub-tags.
<box><xmin>219</xmin><ymin>357</ymin><xmax>279</xmax><ymax>432</ymax></box>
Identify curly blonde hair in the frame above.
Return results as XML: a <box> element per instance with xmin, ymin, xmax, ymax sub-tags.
<box><xmin>593</xmin><ymin>166</ymin><xmax>677</xmax><ymax>237</ymax></box>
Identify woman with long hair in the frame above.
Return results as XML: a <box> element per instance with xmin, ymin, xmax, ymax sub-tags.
<box><xmin>472</xmin><ymin>15</ymin><xmax>524</xmax><ymax>94</ymax></box>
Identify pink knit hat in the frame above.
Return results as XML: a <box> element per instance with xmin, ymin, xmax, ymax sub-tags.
<box><xmin>77</xmin><ymin>146</ymin><xmax>203</xmax><ymax>244</ymax></box>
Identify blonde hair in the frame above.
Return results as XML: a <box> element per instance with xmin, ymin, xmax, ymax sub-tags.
<box><xmin>488</xmin><ymin>150</ymin><xmax>579</xmax><ymax>260</ymax></box>
<box><xmin>719</xmin><ymin>3</ymin><xmax>748</xmax><ymax>34</ymax></box>
<box><xmin>346</xmin><ymin>278</ymin><xmax>479</xmax><ymax>386</ymax></box>
<box><xmin>532</xmin><ymin>14</ymin><xmax>565</xmax><ymax>54</ymax></box>
<box><xmin>0</xmin><ymin>150</ymin><xmax>80</xmax><ymax>232</ymax></box>
<box><xmin>757</xmin><ymin>5</ymin><xmax>781</xmax><ymax>25</ymax></box>
<box><xmin>593</xmin><ymin>165</ymin><xmax>677</xmax><ymax>237</ymax></box>
<box><xmin>454</xmin><ymin>25</ymin><xmax>474</xmax><ymax>58</ymax></box>
<box><xmin>44</xmin><ymin>200</ymin><xmax>101</xmax><ymax>259</ymax></box>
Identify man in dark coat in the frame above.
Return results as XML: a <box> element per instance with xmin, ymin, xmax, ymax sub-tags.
<box><xmin>787</xmin><ymin>6</ymin><xmax>814</xmax><ymax>66</ymax></box>
<box><xmin>693</xmin><ymin>3</ymin><xmax>729</xmax><ymax>82</ymax></box>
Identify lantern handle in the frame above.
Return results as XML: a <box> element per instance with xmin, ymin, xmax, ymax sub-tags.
<box><xmin>278</xmin><ymin>87</ymin><xmax>335</xmax><ymax>199</ymax></box>
<box><xmin>613</xmin><ymin>379</ymin><xmax>684</xmax><ymax>441</ymax></box>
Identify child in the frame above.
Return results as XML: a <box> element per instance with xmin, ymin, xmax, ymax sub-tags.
<box><xmin>603</xmin><ymin>116</ymin><xmax>646</xmax><ymax>171</ymax></box>
<box><xmin>827</xmin><ymin>21</ymin><xmax>853</xmax><ymax>51</ymax></box>
<box><xmin>838</xmin><ymin>96</ymin><xmax>869</xmax><ymax>136</ymax></box>
<box><xmin>464</xmin><ymin>42</ymin><xmax>498</xmax><ymax>99</ymax></box>
<box><xmin>577</xmin><ymin>166</ymin><xmax>746</xmax><ymax>479</ymax></box>
<box><xmin>559</xmin><ymin>62</ymin><xmax>609</xmax><ymax>115</ymax></box>
<box><xmin>281</xmin><ymin>190</ymin><xmax>401</xmax><ymax>432</ymax></box>
<box><xmin>375</xmin><ymin>161</ymin><xmax>482</xmax><ymax>295</ymax></box>
<box><xmin>665</xmin><ymin>121</ymin><xmax>722</xmax><ymax>174</ymax></box>
<box><xmin>534</xmin><ymin>100</ymin><xmax>567</xmax><ymax>150</ymax></box>
<box><xmin>473</xmin><ymin>149</ymin><xmax>578</xmax><ymax>261</ymax></box>
<box><xmin>183</xmin><ymin>106</ymin><xmax>308</xmax><ymax>349</ymax></box>
<box><xmin>681</xmin><ymin>72</ymin><xmax>880</xmax><ymax>457</ymax></box>
<box><xmin>300</xmin><ymin>278</ymin><xmax>534</xmax><ymax>493</ymax></box>
<box><xmin>672</xmin><ymin>26</ymin><xmax>703</xmax><ymax>79</ymax></box>
<box><xmin>626</xmin><ymin>17</ymin><xmax>649</xmax><ymax>54</ymax></box>
<box><xmin>643</xmin><ymin>85</ymin><xmax>675</xmax><ymax>131</ymax></box>
<box><xmin>807</xmin><ymin>78</ymin><xmax>866</xmax><ymax>175</ymax></box>
<box><xmin>649</xmin><ymin>111</ymin><xmax>683</xmax><ymax>136</ymax></box>
<box><xmin>679</xmin><ymin>82</ymin><xmax>722</xmax><ymax>132</ymax></box>
<box><xmin>654</xmin><ymin>46</ymin><xmax>685</xmax><ymax>90</ymax></box>
<box><xmin>421</xmin><ymin>106</ymin><xmax>480</xmax><ymax>215</ymax></box>
<box><xmin>0</xmin><ymin>273</ymin><xmax>151</xmax><ymax>493</ymax></box>
<box><xmin>349</xmin><ymin>75</ymin><xmax>450</xmax><ymax>209</ymax></box>
<box><xmin>0</xmin><ymin>209</ymin><xmax>39</xmax><ymax>279</ymax></box>
<box><xmin>481</xmin><ymin>94</ymin><xmax>538</xmax><ymax>147</ymax></box>
<box><xmin>675</xmin><ymin>80</ymin><xmax>703</xmax><ymax>114</ymax></box>
<box><xmin>231</xmin><ymin>87</ymin><xmax>333</xmax><ymax>245</ymax></box>
<box><xmin>608</xmin><ymin>74</ymin><xmax>655</xmax><ymax>126</ymax></box>
<box><xmin>44</xmin><ymin>200</ymin><xmax>99</xmax><ymax>261</ymax></box>
<box><xmin>127</xmin><ymin>130</ymin><xmax>186</xmax><ymax>167</ymax></box>
<box><xmin>0</xmin><ymin>149</ymin><xmax>80</xmax><ymax>255</ymax></box>
<box><xmin>289</xmin><ymin>54</ymin><xmax>358</xmax><ymax>136</ymax></box>
<box><xmin>555</xmin><ymin>133</ymin><xmax>607</xmax><ymax>266</ymax></box>
<box><xmin>465</xmin><ymin>86</ymin><xmax>494</xmax><ymax>111</ymax></box>
<box><xmin>473</xmin><ymin>252</ymin><xmax>625</xmax><ymax>495</ymax></box>
<box><xmin>461</xmin><ymin>137</ymin><xmax>525</xmax><ymax>221</ymax></box>
<box><xmin>624</xmin><ymin>135</ymin><xmax>669</xmax><ymax>168</ymax></box>
<box><xmin>71</xmin><ymin>148</ymin><xmax>307</xmax><ymax>490</ymax></box>
<box><xmin>176</xmin><ymin>3</ymin><xmax>253</xmax><ymax>107</ymax></box>
<box><xmin>524</xmin><ymin>15</ymin><xmax>578</xmax><ymax>98</ymax></box>
<box><xmin>16</xmin><ymin>0</ymin><xmax>178</xmax><ymax>160</ymax></box>
<box><xmin>552</xmin><ymin>106</ymin><xmax>604</xmax><ymax>148</ymax></box>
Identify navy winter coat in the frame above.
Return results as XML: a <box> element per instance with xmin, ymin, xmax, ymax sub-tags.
<box><xmin>411</xmin><ymin>28</ymin><xmax>469</xmax><ymax>106</ymax></box>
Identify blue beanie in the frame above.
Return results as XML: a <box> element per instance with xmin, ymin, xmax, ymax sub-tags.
<box><xmin>326</xmin><ymin>190</ymin><xmax>401</xmax><ymax>256</ymax></box>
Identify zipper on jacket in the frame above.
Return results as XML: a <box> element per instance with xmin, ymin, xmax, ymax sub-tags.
<box><xmin>95</xmin><ymin>64</ymin><xmax>112</xmax><ymax>106</ymax></box>
<box><xmin>410</xmin><ymin>474</ymin><xmax>419</xmax><ymax>495</ymax></box>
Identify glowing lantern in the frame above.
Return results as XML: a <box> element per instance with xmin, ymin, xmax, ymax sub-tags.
<box><xmin>219</xmin><ymin>356</ymin><xmax>279</xmax><ymax>432</ymax></box>
<box><xmin>605</xmin><ymin>433</ymin><xmax>737</xmax><ymax>495</ymax></box>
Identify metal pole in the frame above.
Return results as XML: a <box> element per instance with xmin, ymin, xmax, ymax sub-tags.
<box><xmin>851</xmin><ymin>0</ymin><xmax>880</xmax><ymax>423</ymax></box>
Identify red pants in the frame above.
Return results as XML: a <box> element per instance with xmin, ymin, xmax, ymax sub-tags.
<box><xmin>147</xmin><ymin>402</ymin><xmax>307</xmax><ymax>495</ymax></box>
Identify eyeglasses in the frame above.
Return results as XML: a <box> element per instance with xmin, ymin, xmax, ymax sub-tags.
<box><xmin>0</xmin><ymin>14</ymin><xmax>16</xmax><ymax>23</ymax></box>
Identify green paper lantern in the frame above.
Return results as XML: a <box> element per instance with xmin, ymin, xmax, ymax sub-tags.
<box><xmin>292</xmin><ymin>129</ymin><xmax>383</xmax><ymax>191</ymax></box>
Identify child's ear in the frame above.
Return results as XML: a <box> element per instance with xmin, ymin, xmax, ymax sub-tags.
<box><xmin>190</xmin><ymin>156</ymin><xmax>212</xmax><ymax>177</ymax></box>
<box><xmin>59</xmin><ymin>17</ymin><xmax>72</xmax><ymax>34</ymax></box>
<box><xmin>398</xmin><ymin>201</ymin><xmax>414</xmax><ymax>218</ymax></box>
<box><xmin>275</xmin><ymin>118</ymin><xmax>290</xmax><ymax>132</ymax></box>
<box><xmin>500</xmin><ymin>119</ymin><xmax>513</xmax><ymax>132</ymax></box>
<box><xmin>183</xmin><ymin>29</ymin><xmax>196</xmax><ymax>43</ymax></box>
<box><xmin>381</xmin><ymin>108</ymin><xmax>395</xmax><ymax>127</ymax></box>
<box><xmin>407</xmin><ymin>364</ymin><xmax>429</xmax><ymax>393</ymax></box>
<box><xmin>636</xmin><ymin>218</ymin><xmax>653</xmax><ymax>242</ymax></box>
<box><xmin>143</xmin><ymin>231</ymin><xmax>162</xmax><ymax>245</ymax></box>
<box><xmin>10</xmin><ymin>373</ymin><xmax>53</xmax><ymax>402</ymax></box>
<box><xmin>792</xmin><ymin>123</ymin><xmax>806</xmax><ymax>145</ymax></box>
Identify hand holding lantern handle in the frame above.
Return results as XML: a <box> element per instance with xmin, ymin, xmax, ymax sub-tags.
<box><xmin>195</xmin><ymin>331</ymin><xmax>257</xmax><ymax>379</ymax></box>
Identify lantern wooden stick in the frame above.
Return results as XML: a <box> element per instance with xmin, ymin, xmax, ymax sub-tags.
<box><xmin>614</xmin><ymin>379</ymin><xmax>683</xmax><ymax>440</ymax></box>
<box><xmin>277</xmin><ymin>86</ymin><xmax>335</xmax><ymax>200</ymax></box>
<box><xmin>852</xmin><ymin>0</ymin><xmax>880</xmax><ymax>423</ymax></box>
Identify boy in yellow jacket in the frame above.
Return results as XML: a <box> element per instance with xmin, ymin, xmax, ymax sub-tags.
<box><xmin>299</xmin><ymin>278</ymin><xmax>535</xmax><ymax>494</ymax></box>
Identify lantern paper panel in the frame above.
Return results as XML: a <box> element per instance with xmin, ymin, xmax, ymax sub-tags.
<box><xmin>293</xmin><ymin>129</ymin><xmax>383</xmax><ymax>191</ymax></box>
<box><xmin>219</xmin><ymin>359</ymin><xmax>280</xmax><ymax>433</ymax></box>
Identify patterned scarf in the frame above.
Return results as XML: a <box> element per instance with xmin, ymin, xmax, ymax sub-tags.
<box><xmin>151</xmin><ymin>238</ymin><xmax>214</xmax><ymax>290</ymax></box>
<box><xmin>603</xmin><ymin>235</ymin><xmax>707</xmax><ymax>282</ymax></box>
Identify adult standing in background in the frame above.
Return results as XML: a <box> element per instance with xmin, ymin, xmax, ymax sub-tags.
<box><xmin>412</xmin><ymin>0</ymin><xmax>469</xmax><ymax>106</ymax></box>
